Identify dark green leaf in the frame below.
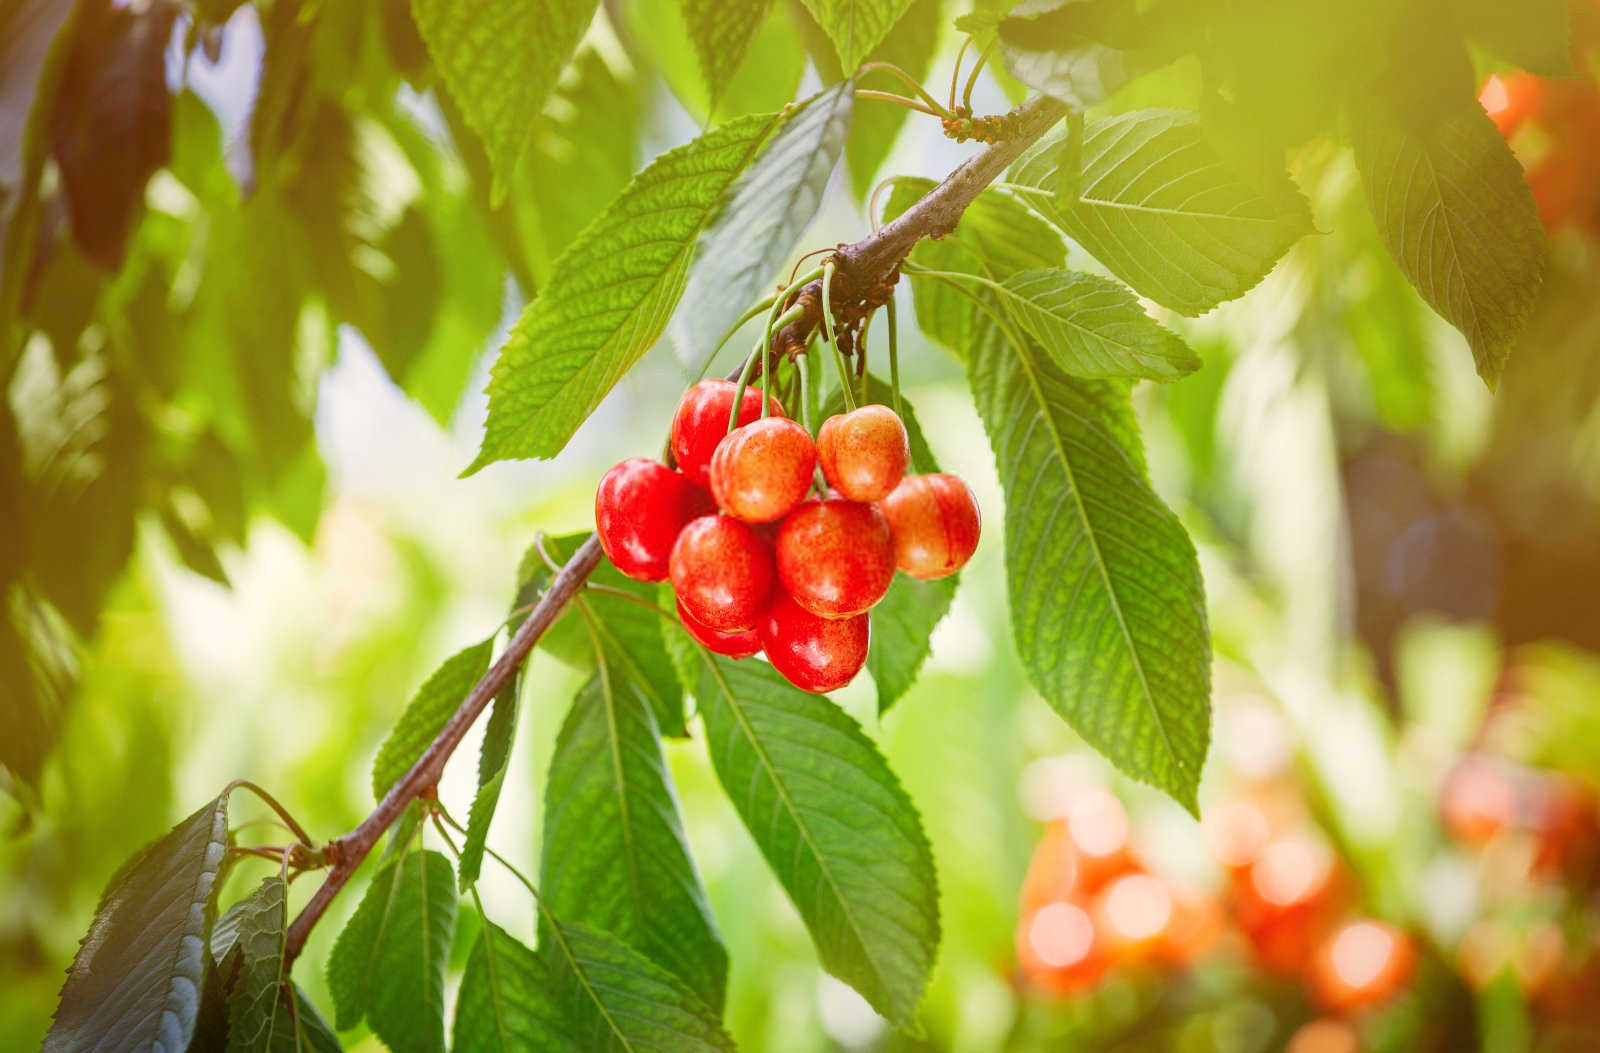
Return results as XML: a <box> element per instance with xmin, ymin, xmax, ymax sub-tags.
<box><xmin>672</xmin><ymin>82</ymin><xmax>853</xmax><ymax>367</ymax></box>
<box><xmin>540</xmin><ymin>914</ymin><xmax>736</xmax><ymax>1051</ymax></box>
<box><xmin>1009</xmin><ymin>109</ymin><xmax>1313</xmax><ymax>315</ymax></box>
<box><xmin>1351</xmin><ymin>98</ymin><xmax>1547</xmax><ymax>388</ymax></box>
<box><xmin>797</xmin><ymin>0</ymin><xmax>915</xmax><ymax>71</ymax></box>
<box><xmin>998</xmin><ymin>268</ymin><xmax>1199</xmax><ymax>380</ymax></box>
<box><xmin>451</xmin><ymin>923</ymin><xmax>574</xmax><ymax>1052</ymax></box>
<box><xmin>687</xmin><ymin>650</ymin><xmax>939</xmax><ymax>1024</ymax></box>
<box><xmin>457</xmin><ymin>674</ymin><xmax>519</xmax><ymax>890</ymax></box>
<box><xmin>541</xmin><ymin>670</ymin><xmax>727</xmax><ymax>1010</ymax></box>
<box><xmin>470</xmin><ymin>111</ymin><xmax>784</xmax><ymax>469</ymax></box>
<box><xmin>325</xmin><ymin>850</ymin><xmax>456</xmax><ymax>1052</ymax></box>
<box><xmin>222</xmin><ymin>877</ymin><xmax>341</xmax><ymax>1053</ymax></box>
<box><xmin>370</xmin><ymin>638</ymin><xmax>496</xmax><ymax>800</ymax></box>
<box><xmin>681</xmin><ymin>0</ymin><xmax>775</xmax><ymax>108</ymax></box>
<box><xmin>967</xmin><ymin>312</ymin><xmax>1210</xmax><ymax>813</ymax></box>
<box><xmin>997</xmin><ymin>0</ymin><xmax>1147</xmax><ymax>109</ymax></box>
<box><xmin>845</xmin><ymin>0</ymin><xmax>940</xmax><ymax>200</ymax></box>
<box><xmin>45</xmin><ymin>793</ymin><xmax>231</xmax><ymax>1052</ymax></box>
<box><xmin>410</xmin><ymin>0</ymin><xmax>599</xmax><ymax>198</ymax></box>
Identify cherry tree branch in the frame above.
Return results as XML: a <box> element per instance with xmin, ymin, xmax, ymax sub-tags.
<box><xmin>281</xmin><ymin>91</ymin><xmax>1068</xmax><ymax>967</ymax></box>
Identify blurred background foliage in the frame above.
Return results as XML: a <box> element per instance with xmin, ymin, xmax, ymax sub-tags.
<box><xmin>3</xmin><ymin>0</ymin><xmax>1600</xmax><ymax>1049</ymax></box>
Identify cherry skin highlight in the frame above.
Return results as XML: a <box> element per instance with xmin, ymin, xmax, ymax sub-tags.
<box><xmin>876</xmin><ymin>473</ymin><xmax>981</xmax><ymax>580</ymax></box>
<box><xmin>669</xmin><ymin>514</ymin><xmax>776</xmax><ymax>632</ymax></box>
<box><xmin>676</xmin><ymin>597</ymin><xmax>762</xmax><ymax>659</ymax></box>
<box><xmin>710</xmin><ymin>416</ymin><xmax>816</xmax><ymax>523</ymax></box>
<box><xmin>670</xmin><ymin>379</ymin><xmax>785</xmax><ymax>487</ymax></box>
<box><xmin>775</xmin><ymin>494</ymin><xmax>895</xmax><ymax>618</ymax></box>
<box><xmin>816</xmin><ymin>404</ymin><xmax>909</xmax><ymax>502</ymax></box>
<box><xmin>759</xmin><ymin>591</ymin><xmax>870</xmax><ymax>693</ymax></box>
<box><xmin>594</xmin><ymin>458</ymin><xmax>714</xmax><ymax>582</ymax></box>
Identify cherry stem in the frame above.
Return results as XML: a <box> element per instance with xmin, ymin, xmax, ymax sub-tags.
<box><xmin>949</xmin><ymin>37</ymin><xmax>973</xmax><ymax>112</ymax></box>
<box><xmin>856</xmin><ymin>310</ymin><xmax>871</xmax><ymax>406</ymax></box>
<box><xmin>583</xmin><ymin>582</ymin><xmax>678</xmax><ymax>622</ymax></box>
<box><xmin>856</xmin><ymin>89</ymin><xmax>947</xmax><ymax>118</ymax></box>
<box><xmin>822</xmin><ymin>262</ymin><xmax>856</xmax><ymax>412</ymax></box>
<box><xmin>887</xmin><ymin>294</ymin><xmax>903</xmax><ymax>421</ymax></box>
<box><xmin>856</xmin><ymin>62</ymin><xmax>950</xmax><ymax>116</ymax></box>
<box><xmin>729</xmin><ymin>267</ymin><xmax>823</xmax><ymax>432</ymax></box>
<box><xmin>224</xmin><ymin>779</ymin><xmax>314</xmax><ymax>847</ymax></box>
<box><xmin>963</xmin><ymin>40</ymin><xmax>995</xmax><ymax>113</ymax></box>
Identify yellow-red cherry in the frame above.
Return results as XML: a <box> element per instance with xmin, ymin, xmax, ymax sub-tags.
<box><xmin>671</xmin><ymin>380</ymin><xmax>785</xmax><ymax>487</ymax></box>
<box><xmin>594</xmin><ymin>458</ymin><xmax>713</xmax><ymax>582</ymax></box>
<box><xmin>876</xmin><ymin>473</ymin><xmax>980</xmax><ymax>580</ymax></box>
<box><xmin>759</xmin><ymin>591</ymin><xmax>869</xmax><ymax>693</ymax></box>
<box><xmin>710</xmin><ymin>417</ymin><xmax>816</xmax><ymax>523</ymax></box>
<box><xmin>775</xmin><ymin>494</ymin><xmax>895</xmax><ymax>618</ymax></box>
<box><xmin>669</xmin><ymin>514</ymin><xmax>775</xmax><ymax>632</ymax></box>
<box><xmin>816</xmin><ymin>404</ymin><xmax>909</xmax><ymax>502</ymax></box>
<box><xmin>676</xmin><ymin>597</ymin><xmax>762</xmax><ymax>659</ymax></box>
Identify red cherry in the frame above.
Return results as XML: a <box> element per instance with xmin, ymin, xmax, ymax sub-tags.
<box><xmin>709</xmin><ymin>417</ymin><xmax>816</xmax><ymax>523</ymax></box>
<box><xmin>669</xmin><ymin>515</ymin><xmax>775</xmax><ymax>632</ymax></box>
<box><xmin>816</xmin><ymin>404</ymin><xmax>909</xmax><ymax>502</ymax></box>
<box><xmin>775</xmin><ymin>495</ymin><xmax>895</xmax><ymax>618</ymax></box>
<box><xmin>671</xmin><ymin>380</ymin><xmax>785</xmax><ymax>487</ymax></box>
<box><xmin>758</xmin><ymin>591</ymin><xmax>869</xmax><ymax>693</ymax></box>
<box><xmin>676</xmin><ymin>597</ymin><xmax>761</xmax><ymax>659</ymax></box>
<box><xmin>594</xmin><ymin>459</ymin><xmax>714</xmax><ymax>582</ymax></box>
<box><xmin>876</xmin><ymin>473</ymin><xmax>981</xmax><ymax>580</ymax></box>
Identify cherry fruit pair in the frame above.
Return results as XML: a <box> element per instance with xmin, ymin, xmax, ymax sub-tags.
<box><xmin>595</xmin><ymin>379</ymin><xmax>981</xmax><ymax>693</ymax></box>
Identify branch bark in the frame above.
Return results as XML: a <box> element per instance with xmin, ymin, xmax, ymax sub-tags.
<box><xmin>281</xmin><ymin>92</ymin><xmax>1068</xmax><ymax>967</ymax></box>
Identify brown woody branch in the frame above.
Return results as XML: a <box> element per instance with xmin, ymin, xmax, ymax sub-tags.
<box><xmin>280</xmin><ymin>91</ymin><xmax>1068</xmax><ymax>968</ymax></box>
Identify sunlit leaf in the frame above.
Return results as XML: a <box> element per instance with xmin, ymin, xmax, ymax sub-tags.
<box><xmin>452</xmin><ymin>923</ymin><xmax>572</xmax><ymax>1052</ymax></box>
<box><xmin>1009</xmin><ymin>109</ymin><xmax>1313</xmax><ymax>315</ymax></box>
<box><xmin>798</xmin><ymin>0</ymin><xmax>915</xmax><ymax>71</ymax></box>
<box><xmin>44</xmin><ymin>794</ymin><xmax>230</xmax><ymax>1052</ymax></box>
<box><xmin>999</xmin><ymin>268</ymin><xmax>1199</xmax><ymax>380</ymax></box>
<box><xmin>968</xmin><ymin>313</ymin><xmax>1210</xmax><ymax>813</ymax></box>
<box><xmin>1351</xmin><ymin>98</ymin><xmax>1546</xmax><ymax>387</ymax></box>
<box><xmin>681</xmin><ymin>0</ymin><xmax>774</xmax><ymax>108</ymax></box>
<box><xmin>457</xmin><ymin>673</ymin><xmax>519</xmax><ymax>891</ymax></box>
<box><xmin>469</xmin><ymin>111</ymin><xmax>784</xmax><ymax>469</ymax></box>
<box><xmin>370</xmin><ymin>637</ymin><xmax>496</xmax><ymax>800</ymax></box>
<box><xmin>685</xmin><ymin>649</ymin><xmax>940</xmax><ymax>1024</ymax></box>
<box><xmin>997</xmin><ymin>0</ymin><xmax>1146</xmax><ymax>109</ymax></box>
<box><xmin>845</xmin><ymin>0</ymin><xmax>940</xmax><ymax>200</ymax></box>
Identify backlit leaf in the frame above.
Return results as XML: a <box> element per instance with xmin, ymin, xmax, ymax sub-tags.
<box><xmin>681</xmin><ymin>0</ymin><xmax>774</xmax><ymax>108</ymax></box>
<box><xmin>451</xmin><ymin>923</ymin><xmax>572</xmax><ymax>1052</ymax></box>
<box><xmin>798</xmin><ymin>0</ymin><xmax>916</xmax><ymax>71</ymax></box>
<box><xmin>370</xmin><ymin>638</ymin><xmax>496</xmax><ymax>800</ymax></box>
<box><xmin>999</xmin><ymin>268</ymin><xmax>1199</xmax><ymax>380</ymax></box>
<box><xmin>845</xmin><ymin>0</ymin><xmax>939</xmax><ymax>200</ymax></box>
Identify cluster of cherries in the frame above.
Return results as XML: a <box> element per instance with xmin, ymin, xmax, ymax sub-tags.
<box><xmin>594</xmin><ymin>378</ymin><xmax>980</xmax><ymax>692</ymax></box>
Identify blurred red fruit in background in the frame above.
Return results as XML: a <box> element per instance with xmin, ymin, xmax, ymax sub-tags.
<box><xmin>1310</xmin><ymin>919</ymin><xmax>1416</xmax><ymax>1012</ymax></box>
<box><xmin>1016</xmin><ymin>900</ymin><xmax>1108</xmax><ymax>995</ymax></box>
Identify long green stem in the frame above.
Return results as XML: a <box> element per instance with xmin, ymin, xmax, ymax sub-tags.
<box><xmin>821</xmin><ymin>262</ymin><xmax>857</xmax><ymax>412</ymax></box>
<box><xmin>886</xmin><ymin>294</ymin><xmax>903</xmax><ymax>420</ymax></box>
<box><xmin>857</xmin><ymin>61</ymin><xmax>950</xmax><ymax>115</ymax></box>
<box><xmin>856</xmin><ymin>89</ymin><xmax>946</xmax><ymax>118</ymax></box>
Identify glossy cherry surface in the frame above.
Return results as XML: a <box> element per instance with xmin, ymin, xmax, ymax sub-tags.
<box><xmin>710</xmin><ymin>416</ymin><xmax>816</xmax><ymax>523</ymax></box>
<box><xmin>758</xmin><ymin>591</ymin><xmax>869</xmax><ymax>693</ymax></box>
<box><xmin>671</xmin><ymin>380</ymin><xmax>785</xmax><ymax>487</ymax></box>
<box><xmin>816</xmin><ymin>404</ymin><xmax>909</xmax><ymax>502</ymax></box>
<box><xmin>594</xmin><ymin>458</ymin><xmax>713</xmax><ymax>582</ymax></box>
<box><xmin>876</xmin><ymin>473</ymin><xmax>981</xmax><ymax>580</ymax></box>
<box><xmin>676</xmin><ymin>598</ymin><xmax>761</xmax><ymax>658</ymax></box>
<box><xmin>775</xmin><ymin>494</ymin><xmax>895</xmax><ymax>618</ymax></box>
<box><xmin>669</xmin><ymin>514</ymin><xmax>775</xmax><ymax>632</ymax></box>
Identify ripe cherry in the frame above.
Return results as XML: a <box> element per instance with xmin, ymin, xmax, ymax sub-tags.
<box><xmin>669</xmin><ymin>514</ymin><xmax>775</xmax><ymax>633</ymax></box>
<box><xmin>775</xmin><ymin>494</ymin><xmax>895</xmax><ymax>618</ymax></box>
<box><xmin>876</xmin><ymin>473</ymin><xmax>980</xmax><ymax>580</ymax></box>
<box><xmin>816</xmin><ymin>404</ymin><xmax>909</xmax><ymax>502</ymax></box>
<box><xmin>671</xmin><ymin>380</ymin><xmax>785</xmax><ymax>487</ymax></box>
<box><xmin>676</xmin><ymin>597</ymin><xmax>761</xmax><ymax>659</ymax></box>
<box><xmin>710</xmin><ymin>416</ymin><xmax>816</xmax><ymax>523</ymax></box>
<box><xmin>759</xmin><ymin>591</ymin><xmax>869</xmax><ymax>693</ymax></box>
<box><xmin>594</xmin><ymin>458</ymin><xmax>713</xmax><ymax>582</ymax></box>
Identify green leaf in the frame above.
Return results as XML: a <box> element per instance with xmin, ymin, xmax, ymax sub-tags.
<box><xmin>410</xmin><ymin>0</ymin><xmax>598</xmax><ymax>198</ymax></box>
<box><xmin>798</xmin><ymin>0</ymin><xmax>916</xmax><ymax>71</ymax></box>
<box><xmin>1454</xmin><ymin>0</ymin><xmax>1572</xmax><ymax>76</ymax></box>
<box><xmin>222</xmin><ymin>877</ymin><xmax>342</xmax><ymax>1053</ymax></box>
<box><xmin>541</xmin><ymin>670</ymin><xmax>727</xmax><ymax>1011</ymax></box>
<box><xmin>370</xmin><ymin>638</ymin><xmax>496</xmax><ymax>800</ymax></box>
<box><xmin>1008</xmin><ymin>109</ymin><xmax>1313</xmax><ymax>315</ymax></box>
<box><xmin>457</xmin><ymin>675</ymin><xmax>519</xmax><ymax>890</ymax></box>
<box><xmin>999</xmin><ymin>268</ymin><xmax>1199</xmax><ymax>380</ymax></box>
<box><xmin>967</xmin><ymin>312</ymin><xmax>1210</xmax><ymax>813</ymax></box>
<box><xmin>687</xmin><ymin>651</ymin><xmax>939</xmax><ymax>1024</ymax></box>
<box><xmin>681</xmin><ymin>0</ymin><xmax>775</xmax><ymax>108</ymax></box>
<box><xmin>821</xmin><ymin>376</ymin><xmax>955</xmax><ymax>713</ymax></box>
<box><xmin>469</xmin><ymin>110</ymin><xmax>784</xmax><ymax>469</ymax></box>
<box><xmin>1350</xmin><ymin>99</ymin><xmax>1547</xmax><ymax>388</ymax></box>
<box><xmin>45</xmin><ymin>793</ymin><xmax>230</xmax><ymax>1052</ymax></box>
<box><xmin>997</xmin><ymin>0</ymin><xmax>1145</xmax><ymax>109</ymax></box>
<box><xmin>845</xmin><ymin>0</ymin><xmax>940</xmax><ymax>200</ymax></box>
<box><xmin>540</xmin><ymin>914</ymin><xmax>737</xmax><ymax>1051</ymax></box>
<box><xmin>452</xmin><ymin>923</ymin><xmax>574</xmax><ymax>1052</ymax></box>
<box><xmin>671</xmin><ymin>82</ymin><xmax>852</xmax><ymax>366</ymax></box>
<box><xmin>325</xmin><ymin>850</ymin><xmax>457</xmax><ymax>1053</ymax></box>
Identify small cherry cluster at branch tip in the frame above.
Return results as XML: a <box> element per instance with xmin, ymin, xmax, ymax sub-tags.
<box><xmin>595</xmin><ymin>380</ymin><xmax>981</xmax><ymax>693</ymax></box>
